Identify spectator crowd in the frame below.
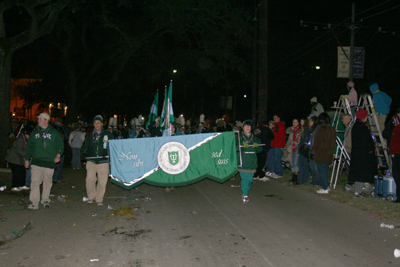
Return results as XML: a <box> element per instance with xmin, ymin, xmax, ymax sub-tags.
<box><xmin>3</xmin><ymin>82</ymin><xmax>400</xmax><ymax>206</ymax></box>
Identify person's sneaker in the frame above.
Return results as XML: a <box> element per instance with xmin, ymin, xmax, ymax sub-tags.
<box><xmin>11</xmin><ymin>187</ymin><xmax>21</xmax><ymax>192</ymax></box>
<box><xmin>253</xmin><ymin>176</ymin><xmax>259</xmax><ymax>180</ymax></box>
<box><xmin>271</xmin><ymin>174</ymin><xmax>282</xmax><ymax>179</ymax></box>
<box><xmin>353</xmin><ymin>192</ymin><xmax>366</xmax><ymax>198</ymax></box>
<box><xmin>25</xmin><ymin>203</ymin><xmax>38</xmax><ymax>210</ymax></box>
<box><xmin>73</xmin><ymin>168</ymin><xmax>76</xmax><ymax>170</ymax></box>
<box><xmin>20</xmin><ymin>186</ymin><xmax>30</xmax><ymax>191</ymax></box>
<box><xmin>43</xmin><ymin>201</ymin><xmax>51</xmax><ymax>208</ymax></box>
<box><xmin>87</xmin><ymin>199</ymin><xmax>94</xmax><ymax>204</ymax></box>
<box><xmin>316</xmin><ymin>189</ymin><xmax>329</xmax><ymax>194</ymax></box>
<box><xmin>97</xmin><ymin>202</ymin><xmax>103</xmax><ymax>206</ymax></box>
<box><xmin>265</xmin><ymin>172</ymin><xmax>273</xmax><ymax>177</ymax></box>
<box><xmin>242</xmin><ymin>195</ymin><xmax>249</xmax><ymax>204</ymax></box>
<box><xmin>259</xmin><ymin>177</ymin><xmax>270</xmax><ymax>182</ymax></box>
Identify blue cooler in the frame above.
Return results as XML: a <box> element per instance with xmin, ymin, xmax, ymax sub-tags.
<box><xmin>374</xmin><ymin>175</ymin><xmax>397</xmax><ymax>201</ymax></box>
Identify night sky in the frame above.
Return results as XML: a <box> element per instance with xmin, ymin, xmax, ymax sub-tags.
<box><xmin>11</xmin><ymin>0</ymin><xmax>400</xmax><ymax>124</ymax></box>
<box><xmin>266</xmin><ymin>0</ymin><xmax>400</xmax><ymax>123</ymax></box>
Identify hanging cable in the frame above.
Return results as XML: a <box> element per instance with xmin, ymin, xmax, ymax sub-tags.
<box><xmin>275</xmin><ymin>17</ymin><xmax>350</xmax><ymax>65</ymax></box>
<box><xmin>355</xmin><ymin>0</ymin><xmax>393</xmax><ymax>16</ymax></box>
<box><xmin>359</xmin><ymin>3</ymin><xmax>400</xmax><ymax>21</ymax></box>
<box><xmin>270</xmin><ymin>27</ymin><xmax>348</xmax><ymax>72</ymax></box>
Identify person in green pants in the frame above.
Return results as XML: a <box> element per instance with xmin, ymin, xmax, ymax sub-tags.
<box><xmin>237</xmin><ymin>120</ymin><xmax>262</xmax><ymax>203</ymax></box>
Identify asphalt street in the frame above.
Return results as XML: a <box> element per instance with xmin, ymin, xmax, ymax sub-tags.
<box><xmin>0</xmin><ymin>166</ymin><xmax>400</xmax><ymax>267</ymax></box>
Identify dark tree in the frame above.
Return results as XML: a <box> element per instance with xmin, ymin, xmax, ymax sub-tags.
<box><xmin>0</xmin><ymin>0</ymin><xmax>70</xmax><ymax>165</ymax></box>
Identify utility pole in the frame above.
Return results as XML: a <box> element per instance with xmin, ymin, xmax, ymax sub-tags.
<box><xmin>349</xmin><ymin>2</ymin><xmax>355</xmax><ymax>83</ymax></box>
<box><xmin>257</xmin><ymin>0</ymin><xmax>268</xmax><ymax>125</ymax></box>
<box><xmin>251</xmin><ymin>2</ymin><xmax>259</xmax><ymax>126</ymax></box>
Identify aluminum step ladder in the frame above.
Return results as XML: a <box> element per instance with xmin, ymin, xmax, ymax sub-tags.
<box><xmin>357</xmin><ymin>93</ymin><xmax>389</xmax><ymax>168</ymax></box>
<box><xmin>331</xmin><ymin>96</ymin><xmax>353</xmax><ymax>132</ymax></box>
<box><xmin>330</xmin><ymin>136</ymin><xmax>351</xmax><ymax>189</ymax></box>
<box><xmin>330</xmin><ymin>96</ymin><xmax>353</xmax><ymax>189</ymax></box>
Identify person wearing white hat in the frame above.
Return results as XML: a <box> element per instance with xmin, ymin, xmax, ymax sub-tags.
<box><xmin>310</xmin><ymin>97</ymin><xmax>324</xmax><ymax>117</ymax></box>
<box><xmin>24</xmin><ymin>113</ymin><xmax>64</xmax><ymax>210</ymax></box>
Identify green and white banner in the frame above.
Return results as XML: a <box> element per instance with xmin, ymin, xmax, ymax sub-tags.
<box><xmin>109</xmin><ymin>132</ymin><xmax>238</xmax><ymax>189</ymax></box>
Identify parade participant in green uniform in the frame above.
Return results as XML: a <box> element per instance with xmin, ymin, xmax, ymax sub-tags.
<box><xmin>236</xmin><ymin>120</ymin><xmax>262</xmax><ymax>203</ymax></box>
<box><xmin>81</xmin><ymin>115</ymin><xmax>114</xmax><ymax>206</ymax></box>
<box><xmin>24</xmin><ymin>113</ymin><xmax>64</xmax><ymax>210</ymax></box>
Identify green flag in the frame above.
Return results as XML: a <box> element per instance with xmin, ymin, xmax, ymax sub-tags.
<box><xmin>167</xmin><ymin>80</ymin><xmax>175</xmax><ymax>124</ymax></box>
<box><xmin>160</xmin><ymin>86</ymin><xmax>167</xmax><ymax>130</ymax></box>
<box><xmin>161</xmin><ymin>81</ymin><xmax>175</xmax><ymax>134</ymax></box>
<box><xmin>145</xmin><ymin>91</ymin><xmax>159</xmax><ymax>129</ymax></box>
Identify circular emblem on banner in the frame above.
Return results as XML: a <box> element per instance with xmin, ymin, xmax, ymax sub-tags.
<box><xmin>157</xmin><ymin>141</ymin><xmax>190</xmax><ymax>175</ymax></box>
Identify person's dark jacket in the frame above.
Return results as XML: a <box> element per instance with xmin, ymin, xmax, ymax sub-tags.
<box><xmin>148</xmin><ymin>124</ymin><xmax>163</xmax><ymax>137</ymax></box>
<box><xmin>81</xmin><ymin>130</ymin><xmax>114</xmax><ymax>164</ymax></box>
<box><xmin>6</xmin><ymin>134</ymin><xmax>27</xmax><ymax>166</ymax></box>
<box><xmin>312</xmin><ymin>125</ymin><xmax>336</xmax><ymax>163</ymax></box>
<box><xmin>383</xmin><ymin>116</ymin><xmax>399</xmax><ymax>145</ymax></box>
<box><xmin>348</xmin><ymin>120</ymin><xmax>377</xmax><ymax>183</ymax></box>
<box><xmin>255</xmin><ymin>124</ymin><xmax>274</xmax><ymax>152</ymax></box>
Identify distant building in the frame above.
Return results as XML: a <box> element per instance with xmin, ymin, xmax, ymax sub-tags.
<box><xmin>10</xmin><ymin>78</ymin><xmax>67</xmax><ymax>122</ymax></box>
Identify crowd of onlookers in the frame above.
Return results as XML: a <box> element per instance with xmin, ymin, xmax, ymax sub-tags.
<box><xmin>4</xmin><ymin>81</ymin><xmax>400</xmax><ymax>204</ymax></box>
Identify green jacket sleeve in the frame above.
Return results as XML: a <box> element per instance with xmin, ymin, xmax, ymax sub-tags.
<box><xmin>55</xmin><ymin>129</ymin><xmax>64</xmax><ymax>155</ymax></box>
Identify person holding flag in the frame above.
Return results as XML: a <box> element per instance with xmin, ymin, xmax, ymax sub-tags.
<box><xmin>146</xmin><ymin>90</ymin><xmax>159</xmax><ymax>129</ymax></box>
<box><xmin>145</xmin><ymin>90</ymin><xmax>163</xmax><ymax>137</ymax></box>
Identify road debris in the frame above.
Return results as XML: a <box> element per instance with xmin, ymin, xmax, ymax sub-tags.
<box><xmin>57</xmin><ymin>196</ymin><xmax>66</xmax><ymax>203</ymax></box>
<box><xmin>1</xmin><ymin>221</ymin><xmax>36</xmax><ymax>243</ymax></box>
<box><xmin>381</xmin><ymin>223</ymin><xmax>395</xmax><ymax>229</ymax></box>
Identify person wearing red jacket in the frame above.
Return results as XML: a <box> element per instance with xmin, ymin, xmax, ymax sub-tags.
<box><xmin>390</xmin><ymin>124</ymin><xmax>400</xmax><ymax>202</ymax></box>
<box><xmin>266</xmin><ymin>114</ymin><xmax>286</xmax><ymax>178</ymax></box>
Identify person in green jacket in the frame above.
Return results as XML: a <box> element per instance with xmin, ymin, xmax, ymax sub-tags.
<box><xmin>81</xmin><ymin>115</ymin><xmax>114</xmax><ymax>206</ymax></box>
<box><xmin>236</xmin><ymin>120</ymin><xmax>262</xmax><ymax>203</ymax></box>
<box><xmin>24</xmin><ymin>113</ymin><xmax>64</xmax><ymax>210</ymax></box>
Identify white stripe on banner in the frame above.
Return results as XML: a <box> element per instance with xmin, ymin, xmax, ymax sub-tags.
<box><xmin>110</xmin><ymin>133</ymin><xmax>221</xmax><ymax>187</ymax></box>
